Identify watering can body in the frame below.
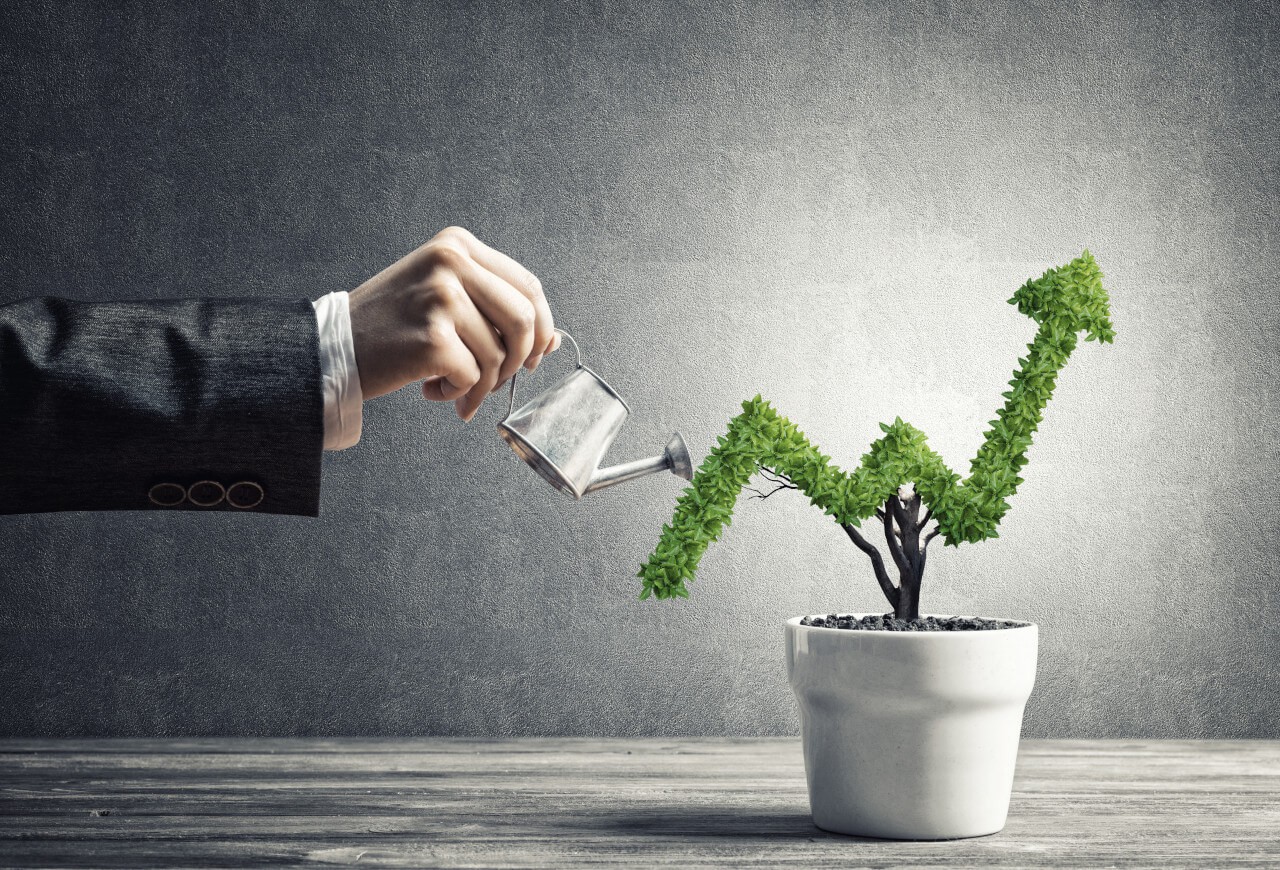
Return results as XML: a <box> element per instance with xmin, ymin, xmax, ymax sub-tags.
<box><xmin>498</xmin><ymin>332</ymin><xmax>693</xmax><ymax>499</ymax></box>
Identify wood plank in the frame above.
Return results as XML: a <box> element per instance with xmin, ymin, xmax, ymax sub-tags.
<box><xmin>0</xmin><ymin>739</ymin><xmax>1276</xmax><ymax>868</ymax></box>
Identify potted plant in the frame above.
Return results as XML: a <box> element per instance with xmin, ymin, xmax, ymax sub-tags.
<box><xmin>639</xmin><ymin>251</ymin><xmax>1115</xmax><ymax>839</ymax></box>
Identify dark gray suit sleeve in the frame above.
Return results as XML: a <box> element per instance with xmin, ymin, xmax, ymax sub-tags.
<box><xmin>0</xmin><ymin>296</ymin><xmax>324</xmax><ymax>516</ymax></box>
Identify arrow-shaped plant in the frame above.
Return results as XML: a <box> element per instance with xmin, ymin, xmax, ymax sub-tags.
<box><xmin>640</xmin><ymin>251</ymin><xmax>1114</xmax><ymax>619</ymax></box>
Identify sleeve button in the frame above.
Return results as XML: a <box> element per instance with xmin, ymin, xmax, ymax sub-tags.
<box><xmin>187</xmin><ymin>480</ymin><xmax>226</xmax><ymax>508</ymax></box>
<box><xmin>227</xmin><ymin>481</ymin><xmax>264</xmax><ymax>509</ymax></box>
<box><xmin>148</xmin><ymin>482</ymin><xmax>187</xmax><ymax>507</ymax></box>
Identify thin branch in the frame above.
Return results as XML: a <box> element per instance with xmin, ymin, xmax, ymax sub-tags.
<box><xmin>875</xmin><ymin>509</ymin><xmax>885</xmax><ymax>521</ymax></box>
<box><xmin>746</xmin><ymin>466</ymin><xmax>799</xmax><ymax>500</ymax></box>
<box><xmin>747</xmin><ymin>483</ymin><xmax>797</xmax><ymax>500</ymax></box>
<box><xmin>757</xmin><ymin>467</ymin><xmax>794</xmax><ymax>486</ymax></box>
<box><xmin>882</xmin><ymin>498</ymin><xmax>911</xmax><ymax>578</ymax></box>
<box><xmin>919</xmin><ymin>508</ymin><xmax>933</xmax><ymax>530</ymax></box>
<box><xmin>898</xmin><ymin>493</ymin><xmax>922</xmax><ymax>563</ymax></box>
<box><xmin>843</xmin><ymin>523</ymin><xmax>899</xmax><ymax>609</ymax></box>
<box><xmin>919</xmin><ymin>524</ymin><xmax>941</xmax><ymax>587</ymax></box>
<box><xmin>890</xmin><ymin>495</ymin><xmax>913</xmax><ymax>536</ymax></box>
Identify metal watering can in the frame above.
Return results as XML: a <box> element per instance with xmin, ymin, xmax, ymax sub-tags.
<box><xmin>498</xmin><ymin>330</ymin><xmax>693</xmax><ymax>499</ymax></box>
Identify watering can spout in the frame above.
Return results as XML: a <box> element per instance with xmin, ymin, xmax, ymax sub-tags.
<box><xmin>583</xmin><ymin>433</ymin><xmax>694</xmax><ymax>495</ymax></box>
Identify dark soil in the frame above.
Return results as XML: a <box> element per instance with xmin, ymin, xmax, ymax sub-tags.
<box><xmin>800</xmin><ymin>613</ymin><xmax>1024</xmax><ymax>631</ymax></box>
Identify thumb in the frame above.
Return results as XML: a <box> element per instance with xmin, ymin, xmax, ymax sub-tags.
<box><xmin>422</xmin><ymin>376</ymin><xmax>470</xmax><ymax>402</ymax></box>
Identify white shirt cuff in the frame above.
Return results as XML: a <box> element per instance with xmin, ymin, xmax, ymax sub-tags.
<box><xmin>312</xmin><ymin>291</ymin><xmax>363</xmax><ymax>450</ymax></box>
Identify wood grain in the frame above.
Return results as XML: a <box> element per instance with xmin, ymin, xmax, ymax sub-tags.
<box><xmin>0</xmin><ymin>739</ymin><xmax>1276</xmax><ymax>868</ymax></box>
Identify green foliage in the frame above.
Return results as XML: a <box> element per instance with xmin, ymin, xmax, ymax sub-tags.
<box><xmin>639</xmin><ymin>251</ymin><xmax>1114</xmax><ymax>601</ymax></box>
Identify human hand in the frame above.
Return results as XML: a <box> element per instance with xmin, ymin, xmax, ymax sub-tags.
<box><xmin>347</xmin><ymin>227</ymin><xmax>559</xmax><ymax>421</ymax></box>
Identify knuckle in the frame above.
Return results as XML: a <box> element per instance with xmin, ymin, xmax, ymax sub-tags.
<box><xmin>523</xmin><ymin>273</ymin><xmax>545</xmax><ymax>299</ymax></box>
<box><xmin>424</xmin><ymin>320</ymin><xmax>454</xmax><ymax>347</ymax></box>
<box><xmin>511</xmin><ymin>301</ymin><xmax>536</xmax><ymax>333</ymax></box>
<box><xmin>427</xmin><ymin>276</ymin><xmax>465</xmax><ymax>309</ymax></box>
<box><xmin>479</xmin><ymin>344</ymin><xmax>506</xmax><ymax>370</ymax></box>
<box><xmin>424</xmin><ymin>239</ymin><xmax>466</xmax><ymax>268</ymax></box>
<box><xmin>436</xmin><ymin>225</ymin><xmax>473</xmax><ymax>245</ymax></box>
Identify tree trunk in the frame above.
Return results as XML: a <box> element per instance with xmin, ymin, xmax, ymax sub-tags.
<box><xmin>841</xmin><ymin>489</ymin><xmax>935</xmax><ymax>621</ymax></box>
<box><xmin>885</xmin><ymin>492</ymin><xmax>927</xmax><ymax>620</ymax></box>
<box><xmin>895</xmin><ymin>576</ymin><xmax>920</xmax><ymax>620</ymax></box>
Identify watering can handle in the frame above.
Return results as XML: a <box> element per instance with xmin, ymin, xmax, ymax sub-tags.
<box><xmin>504</xmin><ymin>329</ymin><xmax>582</xmax><ymax>419</ymax></box>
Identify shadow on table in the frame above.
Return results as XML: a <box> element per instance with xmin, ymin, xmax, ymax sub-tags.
<box><xmin>546</xmin><ymin>804</ymin><xmax>885</xmax><ymax>843</ymax></box>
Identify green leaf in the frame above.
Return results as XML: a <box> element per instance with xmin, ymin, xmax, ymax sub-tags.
<box><xmin>637</xmin><ymin>251</ymin><xmax>1114</xmax><ymax>605</ymax></box>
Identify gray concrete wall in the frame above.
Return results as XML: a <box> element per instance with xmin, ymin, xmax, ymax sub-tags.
<box><xmin>1</xmin><ymin>0</ymin><xmax>1276</xmax><ymax>737</ymax></box>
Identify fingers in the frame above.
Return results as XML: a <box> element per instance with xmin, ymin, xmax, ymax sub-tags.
<box><xmin>421</xmin><ymin>375</ymin><xmax>467</xmax><ymax>402</ymax></box>
<box><xmin>449</xmin><ymin>255</ymin><xmax>536</xmax><ymax>389</ymax></box>
<box><xmin>417</xmin><ymin>267</ymin><xmax>506</xmax><ymax>421</ymax></box>
<box><xmin>411</xmin><ymin>227</ymin><xmax>558</xmax><ymax>422</ymax></box>
<box><xmin>436</xmin><ymin>226</ymin><xmax>556</xmax><ymax>369</ymax></box>
<box><xmin>449</xmin><ymin>295</ymin><xmax>508</xmax><ymax>422</ymax></box>
<box><xmin>420</xmin><ymin>320</ymin><xmax>480</xmax><ymax>405</ymax></box>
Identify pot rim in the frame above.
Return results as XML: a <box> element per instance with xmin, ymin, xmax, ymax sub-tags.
<box><xmin>787</xmin><ymin>613</ymin><xmax>1036</xmax><ymax>635</ymax></box>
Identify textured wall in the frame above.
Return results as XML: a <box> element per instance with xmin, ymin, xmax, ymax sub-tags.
<box><xmin>1</xmin><ymin>0</ymin><xmax>1276</xmax><ymax>738</ymax></box>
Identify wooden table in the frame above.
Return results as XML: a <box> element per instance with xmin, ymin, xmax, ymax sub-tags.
<box><xmin>1</xmin><ymin>739</ymin><xmax>1276</xmax><ymax>868</ymax></box>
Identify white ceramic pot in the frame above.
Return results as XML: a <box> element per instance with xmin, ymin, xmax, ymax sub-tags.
<box><xmin>785</xmin><ymin>614</ymin><xmax>1038</xmax><ymax>840</ymax></box>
